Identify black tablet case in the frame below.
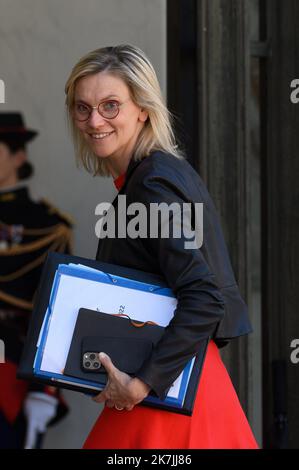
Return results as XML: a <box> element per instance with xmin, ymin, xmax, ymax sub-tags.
<box><xmin>17</xmin><ymin>251</ymin><xmax>209</xmax><ymax>415</ymax></box>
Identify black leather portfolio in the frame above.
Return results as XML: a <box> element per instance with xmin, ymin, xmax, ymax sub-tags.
<box><xmin>17</xmin><ymin>252</ymin><xmax>209</xmax><ymax>415</ymax></box>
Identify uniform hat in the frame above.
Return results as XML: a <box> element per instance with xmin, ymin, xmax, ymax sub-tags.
<box><xmin>0</xmin><ymin>112</ymin><xmax>38</xmax><ymax>143</ymax></box>
<box><xmin>0</xmin><ymin>112</ymin><xmax>38</xmax><ymax>181</ymax></box>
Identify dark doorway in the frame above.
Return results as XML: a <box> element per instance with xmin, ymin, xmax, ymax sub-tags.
<box><xmin>167</xmin><ymin>0</ymin><xmax>199</xmax><ymax>169</ymax></box>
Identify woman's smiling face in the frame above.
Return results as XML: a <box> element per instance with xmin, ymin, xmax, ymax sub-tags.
<box><xmin>74</xmin><ymin>72</ymin><xmax>148</xmax><ymax>173</ymax></box>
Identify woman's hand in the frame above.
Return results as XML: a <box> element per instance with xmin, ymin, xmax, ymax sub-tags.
<box><xmin>92</xmin><ymin>352</ymin><xmax>151</xmax><ymax>411</ymax></box>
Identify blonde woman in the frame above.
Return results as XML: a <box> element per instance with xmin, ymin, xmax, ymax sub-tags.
<box><xmin>65</xmin><ymin>44</ymin><xmax>258</xmax><ymax>449</ymax></box>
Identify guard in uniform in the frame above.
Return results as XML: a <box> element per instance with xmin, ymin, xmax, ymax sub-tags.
<box><xmin>0</xmin><ymin>112</ymin><xmax>73</xmax><ymax>448</ymax></box>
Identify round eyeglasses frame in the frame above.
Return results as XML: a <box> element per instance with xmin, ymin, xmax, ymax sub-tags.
<box><xmin>72</xmin><ymin>99</ymin><xmax>131</xmax><ymax>122</ymax></box>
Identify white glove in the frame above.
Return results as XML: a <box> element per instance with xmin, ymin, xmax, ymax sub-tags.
<box><xmin>23</xmin><ymin>392</ymin><xmax>58</xmax><ymax>449</ymax></box>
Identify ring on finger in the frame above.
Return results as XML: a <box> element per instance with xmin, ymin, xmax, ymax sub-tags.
<box><xmin>115</xmin><ymin>404</ymin><xmax>124</xmax><ymax>411</ymax></box>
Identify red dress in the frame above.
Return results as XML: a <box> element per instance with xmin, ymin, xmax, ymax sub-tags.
<box><xmin>83</xmin><ymin>174</ymin><xmax>259</xmax><ymax>449</ymax></box>
<box><xmin>83</xmin><ymin>340</ymin><xmax>258</xmax><ymax>449</ymax></box>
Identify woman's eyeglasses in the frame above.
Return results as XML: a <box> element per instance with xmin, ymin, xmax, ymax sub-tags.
<box><xmin>72</xmin><ymin>99</ymin><xmax>130</xmax><ymax>122</ymax></box>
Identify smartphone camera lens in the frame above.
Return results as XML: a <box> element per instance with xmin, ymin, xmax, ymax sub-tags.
<box><xmin>90</xmin><ymin>353</ymin><xmax>96</xmax><ymax>361</ymax></box>
<box><xmin>93</xmin><ymin>362</ymin><xmax>100</xmax><ymax>368</ymax></box>
<box><xmin>84</xmin><ymin>361</ymin><xmax>91</xmax><ymax>368</ymax></box>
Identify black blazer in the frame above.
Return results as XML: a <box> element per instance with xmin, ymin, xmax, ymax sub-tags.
<box><xmin>96</xmin><ymin>151</ymin><xmax>252</xmax><ymax>399</ymax></box>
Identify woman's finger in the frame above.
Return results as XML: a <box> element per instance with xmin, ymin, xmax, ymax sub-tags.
<box><xmin>105</xmin><ymin>399</ymin><xmax>115</xmax><ymax>408</ymax></box>
<box><xmin>92</xmin><ymin>390</ymin><xmax>107</xmax><ymax>403</ymax></box>
<box><xmin>125</xmin><ymin>404</ymin><xmax>134</xmax><ymax>411</ymax></box>
<box><xmin>99</xmin><ymin>352</ymin><xmax>117</xmax><ymax>376</ymax></box>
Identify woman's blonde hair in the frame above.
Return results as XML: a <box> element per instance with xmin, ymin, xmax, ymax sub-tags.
<box><xmin>65</xmin><ymin>44</ymin><xmax>184</xmax><ymax>176</ymax></box>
